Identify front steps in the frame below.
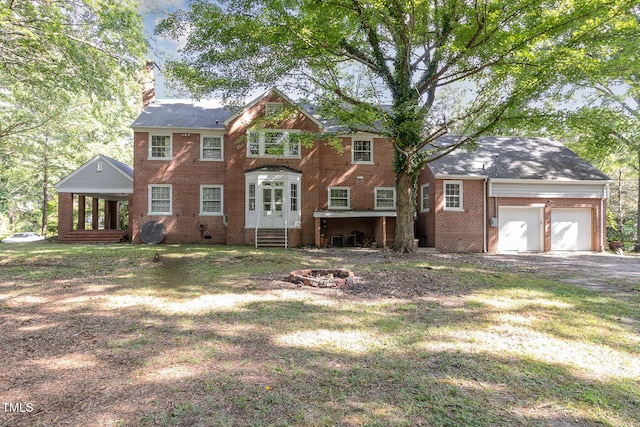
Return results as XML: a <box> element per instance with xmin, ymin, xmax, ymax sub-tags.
<box><xmin>256</xmin><ymin>228</ymin><xmax>287</xmax><ymax>248</ymax></box>
<box><xmin>58</xmin><ymin>229</ymin><xmax>129</xmax><ymax>243</ymax></box>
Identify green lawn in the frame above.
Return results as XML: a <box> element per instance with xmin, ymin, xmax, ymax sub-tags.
<box><xmin>0</xmin><ymin>243</ymin><xmax>638</xmax><ymax>426</ymax></box>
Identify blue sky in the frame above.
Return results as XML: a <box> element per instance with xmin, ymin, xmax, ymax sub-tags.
<box><xmin>140</xmin><ymin>0</ymin><xmax>189</xmax><ymax>98</ymax></box>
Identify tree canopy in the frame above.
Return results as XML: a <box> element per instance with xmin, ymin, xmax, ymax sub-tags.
<box><xmin>158</xmin><ymin>0</ymin><xmax>639</xmax><ymax>252</ymax></box>
<box><xmin>496</xmin><ymin>8</ymin><xmax>640</xmax><ymax>249</ymax></box>
<box><xmin>0</xmin><ymin>0</ymin><xmax>147</xmax><ymax>236</ymax></box>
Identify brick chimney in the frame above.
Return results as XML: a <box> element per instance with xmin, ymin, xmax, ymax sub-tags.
<box><xmin>142</xmin><ymin>61</ymin><xmax>156</xmax><ymax>109</ymax></box>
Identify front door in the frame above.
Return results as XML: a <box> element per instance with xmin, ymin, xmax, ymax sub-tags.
<box><xmin>261</xmin><ymin>181</ymin><xmax>285</xmax><ymax>228</ymax></box>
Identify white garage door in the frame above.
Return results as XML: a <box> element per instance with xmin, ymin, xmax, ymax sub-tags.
<box><xmin>498</xmin><ymin>207</ymin><xmax>543</xmax><ymax>252</ymax></box>
<box><xmin>551</xmin><ymin>208</ymin><xmax>592</xmax><ymax>251</ymax></box>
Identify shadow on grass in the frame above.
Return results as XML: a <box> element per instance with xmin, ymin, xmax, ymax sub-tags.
<box><xmin>0</xmin><ymin>244</ymin><xmax>638</xmax><ymax>426</ymax></box>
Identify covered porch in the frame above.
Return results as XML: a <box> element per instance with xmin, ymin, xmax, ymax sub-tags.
<box><xmin>54</xmin><ymin>155</ymin><xmax>133</xmax><ymax>243</ymax></box>
<box><xmin>313</xmin><ymin>210</ymin><xmax>396</xmax><ymax>248</ymax></box>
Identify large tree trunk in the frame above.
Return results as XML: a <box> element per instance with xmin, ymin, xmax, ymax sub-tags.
<box><xmin>635</xmin><ymin>147</ymin><xmax>640</xmax><ymax>252</ymax></box>
<box><xmin>393</xmin><ymin>170</ymin><xmax>416</xmax><ymax>253</ymax></box>
<box><xmin>41</xmin><ymin>135</ymin><xmax>49</xmax><ymax>237</ymax></box>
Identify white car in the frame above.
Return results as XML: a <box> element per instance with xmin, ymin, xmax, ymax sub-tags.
<box><xmin>1</xmin><ymin>232</ymin><xmax>45</xmax><ymax>243</ymax></box>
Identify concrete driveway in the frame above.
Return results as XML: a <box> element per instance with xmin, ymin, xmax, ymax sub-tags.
<box><xmin>441</xmin><ymin>252</ymin><xmax>640</xmax><ymax>295</ymax></box>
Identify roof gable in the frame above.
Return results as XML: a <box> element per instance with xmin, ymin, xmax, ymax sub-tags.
<box><xmin>223</xmin><ymin>88</ymin><xmax>324</xmax><ymax>129</ymax></box>
<box><xmin>55</xmin><ymin>155</ymin><xmax>133</xmax><ymax>197</ymax></box>
<box><xmin>427</xmin><ymin>136</ymin><xmax>610</xmax><ymax>181</ymax></box>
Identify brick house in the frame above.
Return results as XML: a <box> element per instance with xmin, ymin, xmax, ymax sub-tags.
<box><xmin>56</xmin><ymin>89</ymin><xmax>610</xmax><ymax>252</ymax></box>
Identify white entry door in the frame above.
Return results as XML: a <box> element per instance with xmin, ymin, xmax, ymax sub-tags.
<box><xmin>261</xmin><ymin>181</ymin><xmax>284</xmax><ymax>228</ymax></box>
<box><xmin>551</xmin><ymin>208</ymin><xmax>592</xmax><ymax>251</ymax></box>
<box><xmin>498</xmin><ymin>207</ymin><xmax>543</xmax><ymax>252</ymax></box>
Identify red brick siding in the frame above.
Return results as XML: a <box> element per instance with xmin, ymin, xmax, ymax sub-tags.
<box><xmin>432</xmin><ymin>179</ymin><xmax>486</xmax><ymax>252</ymax></box>
<box><xmin>132</xmin><ymin>92</ymin><xmax>399</xmax><ymax>246</ymax></box>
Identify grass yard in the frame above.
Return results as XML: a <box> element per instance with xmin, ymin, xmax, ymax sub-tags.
<box><xmin>0</xmin><ymin>243</ymin><xmax>638</xmax><ymax>426</ymax></box>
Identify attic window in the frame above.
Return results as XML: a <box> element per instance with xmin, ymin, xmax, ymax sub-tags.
<box><xmin>265</xmin><ymin>102</ymin><xmax>283</xmax><ymax>118</ymax></box>
<box><xmin>97</xmin><ymin>161</ymin><xmax>103</xmax><ymax>172</ymax></box>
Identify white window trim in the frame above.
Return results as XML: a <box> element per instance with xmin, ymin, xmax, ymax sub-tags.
<box><xmin>148</xmin><ymin>134</ymin><xmax>172</xmax><ymax>160</ymax></box>
<box><xmin>290</xmin><ymin>183</ymin><xmax>299</xmax><ymax>213</ymax></box>
<box><xmin>265</xmin><ymin>102</ymin><xmax>284</xmax><ymax>118</ymax></box>
<box><xmin>148</xmin><ymin>184</ymin><xmax>172</xmax><ymax>215</ymax></box>
<box><xmin>374</xmin><ymin>187</ymin><xmax>396</xmax><ymax>210</ymax></box>
<box><xmin>351</xmin><ymin>137</ymin><xmax>374</xmax><ymax>164</ymax></box>
<box><xmin>246</xmin><ymin>129</ymin><xmax>301</xmax><ymax>158</ymax></box>
<box><xmin>200</xmin><ymin>135</ymin><xmax>224</xmax><ymax>161</ymax></box>
<box><xmin>328</xmin><ymin>186</ymin><xmax>351</xmax><ymax>210</ymax></box>
<box><xmin>200</xmin><ymin>185</ymin><xmax>224</xmax><ymax>216</ymax></box>
<box><xmin>421</xmin><ymin>184</ymin><xmax>430</xmax><ymax>212</ymax></box>
<box><xmin>443</xmin><ymin>180</ymin><xmax>464</xmax><ymax>211</ymax></box>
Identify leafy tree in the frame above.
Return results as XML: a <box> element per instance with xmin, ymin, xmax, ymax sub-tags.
<box><xmin>158</xmin><ymin>0</ymin><xmax>638</xmax><ymax>252</ymax></box>
<box><xmin>0</xmin><ymin>0</ymin><xmax>147</xmax><ymax>236</ymax></box>
<box><xmin>495</xmin><ymin>8</ymin><xmax>640</xmax><ymax>250</ymax></box>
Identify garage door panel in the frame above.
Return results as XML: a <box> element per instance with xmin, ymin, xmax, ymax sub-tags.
<box><xmin>551</xmin><ymin>208</ymin><xmax>591</xmax><ymax>251</ymax></box>
<box><xmin>498</xmin><ymin>207</ymin><xmax>542</xmax><ymax>252</ymax></box>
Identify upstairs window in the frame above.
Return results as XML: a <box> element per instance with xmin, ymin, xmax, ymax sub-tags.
<box><xmin>149</xmin><ymin>135</ymin><xmax>171</xmax><ymax>159</ymax></box>
<box><xmin>352</xmin><ymin>139</ymin><xmax>373</xmax><ymax>164</ymax></box>
<box><xmin>246</xmin><ymin>130</ymin><xmax>301</xmax><ymax>158</ymax></box>
<box><xmin>444</xmin><ymin>181</ymin><xmax>463</xmax><ymax>211</ymax></box>
<box><xmin>375</xmin><ymin>187</ymin><xmax>396</xmax><ymax>209</ymax></box>
<box><xmin>328</xmin><ymin>187</ymin><xmax>350</xmax><ymax>209</ymax></box>
<box><xmin>201</xmin><ymin>136</ymin><xmax>223</xmax><ymax>160</ymax></box>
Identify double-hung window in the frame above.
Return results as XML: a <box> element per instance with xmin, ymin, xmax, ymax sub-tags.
<box><xmin>328</xmin><ymin>187</ymin><xmax>350</xmax><ymax>209</ymax></box>
<box><xmin>149</xmin><ymin>135</ymin><xmax>171</xmax><ymax>159</ymax></box>
<box><xmin>444</xmin><ymin>181</ymin><xmax>463</xmax><ymax>211</ymax></box>
<box><xmin>421</xmin><ymin>184</ymin><xmax>430</xmax><ymax>212</ymax></box>
<box><xmin>352</xmin><ymin>139</ymin><xmax>373</xmax><ymax>164</ymax></box>
<box><xmin>149</xmin><ymin>185</ymin><xmax>172</xmax><ymax>215</ymax></box>
<box><xmin>290</xmin><ymin>183</ymin><xmax>299</xmax><ymax>212</ymax></box>
<box><xmin>248</xmin><ymin>183</ymin><xmax>256</xmax><ymax>211</ymax></box>
<box><xmin>246</xmin><ymin>130</ymin><xmax>301</xmax><ymax>158</ymax></box>
<box><xmin>201</xmin><ymin>136</ymin><xmax>223</xmax><ymax>160</ymax></box>
<box><xmin>201</xmin><ymin>185</ymin><xmax>223</xmax><ymax>215</ymax></box>
<box><xmin>375</xmin><ymin>187</ymin><xmax>396</xmax><ymax>209</ymax></box>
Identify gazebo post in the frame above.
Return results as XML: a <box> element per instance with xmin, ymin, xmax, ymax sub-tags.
<box><xmin>92</xmin><ymin>198</ymin><xmax>99</xmax><ymax>230</ymax></box>
<box><xmin>78</xmin><ymin>195</ymin><xmax>86</xmax><ymax>230</ymax></box>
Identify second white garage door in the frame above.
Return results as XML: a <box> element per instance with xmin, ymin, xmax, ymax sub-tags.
<box><xmin>498</xmin><ymin>207</ymin><xmax>543</xmax><ymax>252</ymax></box>
<box><xmin>551</xmin><ymin>208</ymin><xmax>592</xmax><ymax>251</ymax></box>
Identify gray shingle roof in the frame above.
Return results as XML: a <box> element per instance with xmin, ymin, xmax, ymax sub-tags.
<box><xmin>102</xmin><ymin>155</ymin><xmax>133</xmax><ymax>178</ymax></box>
<box><xmin>132</xmin><ymin>101</ymin><xmax>233</xmax><ymax>129</ymax></box>
<box><xmin>427</xmin><ymin>136</ymin><xmax>610</xmax><ymax>181</ymax></box>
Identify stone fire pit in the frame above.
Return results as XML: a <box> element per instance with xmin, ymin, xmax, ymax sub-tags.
<box><xmin>289</xmin><ymin>269</ymin><xmax>354</xmax><ymax>288</ymax></box>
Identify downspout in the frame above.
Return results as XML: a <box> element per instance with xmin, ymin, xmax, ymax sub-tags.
<box><xmin>483</xmin><ymin>177</ymin><xmax>488</xmax><ymax>253</ymax></box>
<box><xmin>601</xmin><ymin>197</ymin><xmax>605</xmax><ymax>252</ymax></box>
<box><xmin>601</xmin><ymin>183</ymin><xmax>609</xmax><ymax>252</ymax></box>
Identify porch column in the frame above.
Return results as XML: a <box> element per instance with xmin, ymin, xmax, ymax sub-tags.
<box><xmin>105</xmin><ymin>200</ymin><xmax>111</xmax><ymax>230</ymax></box>
<box><xmin>108</xmin><ymin>200</ymin><xmax>118</xmax><ymax>230</ymax></box>
<box><xmin>77</xmin><ymin>195</ymin><xmax>86</xmax><ymax>230</ymax></box>
<box><xmin>92</xmin><ymin>198</ymin><xmax>99</xmax><ymax>230</ymax></box>
<box><xmin>382</xmin><ymin>216</ymin><xmax>387</xmax><ymax>249</ymax></box>
<box><xmin>57</xmin><ymin>192</ymin><xmax>74</xmax><ymax>239</ymax></box>
<box><xmin>315</xmin><ymin>217</ymin><xmax>321</xmax><ymax>247</ymax></box>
